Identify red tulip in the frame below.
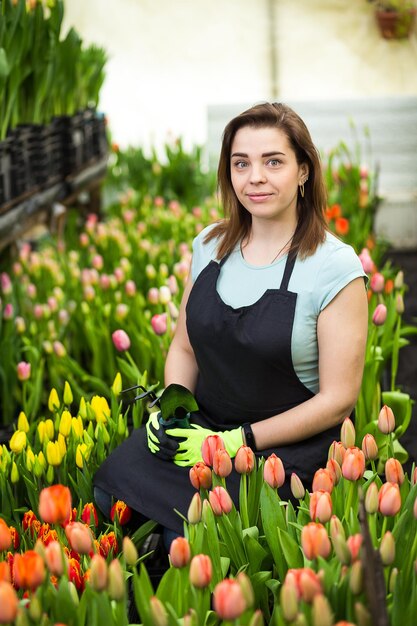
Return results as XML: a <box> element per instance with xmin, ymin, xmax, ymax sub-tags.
<box><xmin>65</xmin><ymin>522</ymin><xmax>93</xmax><ymax>555</ymax></box>
<box><xmin>169</xmin><ymin>537</ymin><xmax>191</xmax><ymax>568</ymax></box>
<box><xmin>341</xmin><ymin>447</ymin><xmax>365</xmax><ymax>481</ymax></box>
<box><xmin>68</xmin><ymin>557</ymin><xmax>84</xmax><ymax>591</ymax></box>
<box><xmin>37</xmin><ymin>523</ymin><xmax>58</xmax><ymax>546</ymax></box>
<box><xmin>110</xmin><ymin>500</ymin><xmax>132</xmax><ymax>526</ymax></box>
<box><xmin>99</xmin><ymin>532</ymin><xmax>119</xmax><ymax>558</ymax></box>
<box><xmin>201</xmin><ymin>435</ymin><xmax>225</xmax><ymax>467</ymax></box>
<box><xmin>378</xmin><ymin>482</ymin><xmax>401</xmax><ymax>516</ymax></box>
<box><xmin>309</xmin><ymin>490</ymin><xmax>333</xmax><ymax>523</ymax></box>
<box><xmin>0</xmin><ymin>581</ymin><xmax>18</xmax><ymax>624</ymax></box>
<box><xmin>189</xmin><ymin>554</ymin><xmax>212</xmax><ymax>588</ymax></box>
<box><xmin>301</xmin><ymin>523</ymin><xmax>331</xmax><ymax>560</ymax></box>
<box><xmin>234</xmin><ymin>446</ymin><xmax>255</xmax><ymax>474</ymax></box>
<box><xmin>13</xmin><ymin>551</ymin><xmax>45</xmax><ymax>590</ymax></box>
<box><xmin>112</xmin><ymin>329</ymin><xmax>131</xmax><ymax>352</ymax></box>
<box><xmin>361</xmin><ymin>434</ymin><xmax>378</xmax><ymax>461</ymax></box>
<box><xmin>385</xmin><ymin>458</ymin><xmax>405</xmax><ymax>485</ymax></box>
<box><xmin>189</xmin><ymin>462</ymin><xmax>212</xmax><ymax>490</ymax></box>
<box><xmin>263</xmin><ymin>453</ymin><xmax>285</xmax><ymax>489</ymax></box>
<box><xmin>213</xmin><ymin>579</ymin><xmax>247</xmax><ymax>620</ymax></box>
<box><xmin>209</xmin><ymin>486</ymin><xmax>233</xmax><ymax>516</ymax></box>
<box><xmin>312</xmin><ymin>468</ymin><xmax>334</xmax><ymax>493</ymax></box>
<box><xmin>38</xmin><ymin>485</ymin><xmax>72</xmax><ymax>526</ymax></box>
<box><xmin>81</xmin><ymin>502</ymin><xmax>99</xmax><ymax>527</ymax></box>
<box><xmin>378</xmin><ymin>405</ymin><xmax>395</xmax><ymax>434</ymax></box>
<box><xmin>213</xmin><ymin>448</ymin><xmax>232</xmax><ymax>477</ymax></box>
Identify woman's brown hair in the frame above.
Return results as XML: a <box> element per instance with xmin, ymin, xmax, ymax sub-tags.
<box><xmin>205</xmin><ymin>102</ymin><xmax>328</xmax><ymax>259</ymax></box>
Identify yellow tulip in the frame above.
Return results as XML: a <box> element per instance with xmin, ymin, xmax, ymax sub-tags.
<box><xmin>90</xmin><ymin>396</ymin><xmax>110</xmax><ymax>424</ymax></box>
<box><xmin>45</xmin><ymin>419</ymin><xmax>54</xmax><ymax>440</ymax></box>
<box><xmin>63</xmin><ymin>381</ymin><xmax>73</xmax><ymax>405</ymax></box>
<box><xmin>17</xmin><ymin>411</ymin><xmax>30</xmax><ymax>433</ymax></box>
<box><xmin>38</xmin><ymin>422</ymin><xmax>46</xmax><ymax>444</ymax></box>
<box><xmin>78</xmin><ymin>396</ymin><xmax>87</xmax><ymax>419</ymax></box>
<box><xmin>71</xmin><ymin>416</ymin><xmax>84</xmax><ymax>440</ymax></box>
<box><xmin>48</xmin><ymin>388</ymin><xmax>60</xmax><ymax>412</ymax></box>
<box><xmin>11</xmin><ymin>461</ymin><xmax>19</xmax><ymax>483</ymax></box>
<box><xmin>9</xmin><ymin>431</ymin><xmax>27</xmax><ymax>454</ymax></box>
<box><xmin>76</xmin><ymin>443</ymin><xmax>89</xmax><ymax>469</ymax></box>
<box><xmin>38</xmin><ymin>451</ymin><xmax>46</xmax><ymax>469</ymax></box>
<box><xmin>59</xmin><ymin>410</ymin><xmax>72</xmax><ymax>437</ymax></box>
<box><xmin>58</xmin><ymin>433</ymin><xmax>67</xmax><ymax>457</ymax></box>
<box><xmin>111</xmin><ymin>372</ymin><xmax>122</xmax><ymax>397</ymax></box>
<box><xmin>26</xmin><ymin>448</ymin><xmax>35</xmax><ymax>471</ymax></box>
<box><xmin>46</xmin><ymin>441</ymin><xmax>62</xmax><ymax>466</ymax></box>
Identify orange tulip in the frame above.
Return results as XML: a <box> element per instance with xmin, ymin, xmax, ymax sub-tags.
<box><xmin>234</xmin><ymin>446</ymin><xmax>255</xmax><ymax>474</ymax></box>
<box><xmin>13</xmin><ymin>550</ymin><xmax>45</xmax><ymax>590</ymax></box>
<box><xmin>213</xmin><ymin>579</ymin><xmax>247</xmax><ymax>620</ymax></box>
<box><xmin>65</xmin><ymin>522</ymin><xmax>93</xmax><ymax>555</ymax></box>
<box><xmin>263</xmin><ymin>453</ymin><xmax>285</xmax><ymax>489</ymax></box>
<box><xmin>326</xmin><ymin>459</ymin><xmax>342</xmax><ymax>485</ymax></box>
<box><xmin>0</xmin><ymin>562</ymin><xmax>10</xmax><ymax>583</ymax></box>
<box><xmin>301</xmin><ymin>523</ymin><xmax>331</xmax><ymax>560</ymax></box>
<box><xmin>312</xmin><ymin>468</ymin><xmax>334</xmax><ymax>493</ymax></box>
<box><xmin>385</xmin><ymin>458</ymin><xmax>405</xmax><ymax>485</ymax></box>
<box><xmin>110</xmin><ymin>500</ymin><xmax>132</xmax><ymax>526</ymax></box>
<box><xmin>378</xmin><ymin>482</ymin><xmax>401</xmax><ymax>516</ymax></box>
<box><xmin>213</xmin><ymin>448</ymin><xmax>232</xmax><ymax>478</ymax></box>
<box><xmin>37</xmin><ymin>523</ymin><xmax>58</xmax><ymax>546</ymax></box>
<box><xmin>0</xmin><ymin>520</ymin><xmax>12</xmax><ymax>551</ymax></box>
<box><xmin>341</xmin><ymin>447</ymin><xmax>365</xmax><ymax>481</ymax></box>
<box><xmin>285</xmin><ymin>567</ymin><xmax>322</xmax><ymax>603</ymax></box>
<box><xmin>209</xmin><ymin>486</ymin><xmax>233</xmax><ymax>516</ymax></box>
<box><xmin>38</xmin><ymin>485</ymin><xmax>72</xmax><ymax>526</ymax></box>
<box><xmin>189</xmin><ymin>554</ymin><xmax>212</xmax><ymax>588</ymax></box>
<box><xmin>347</xmin><ymin>534</ymin><xmax>362</xmax><ymax>562</ymax></box>
<box><xmin>189</xmin><ymin>462</ymin><xmax>212</xmax><ymax>490</ymax></box>
<box><xmin>309</xmin><ymin>490</ymin><xmax>332</xmax><ymax>523</ymax></box>
<box><xmin>328</xmin><ymin>441</ymin><xmax>346</xmax><ymax>465</ymax></box>
<box><xmin>378</xmin><ymin>405</ymin><xmax>395</xmax><ymax>434</ymax></box>
<box><xmin>44</xmin><ymin>541</ymin><xmax>69</xmax><ymax>577</ymax></box>
<box><xmin>361</xmin><ymin>434</ymin><xmax>378</xmax><ymax>461</ymax></box>
<box><xmin>201</xmin><ymin>435</ymin><xmax>225</xmax><ymax>467</ymax></box>
<box><xmin>169</xmin><ymin>537</ymin><xmax>191</xmax><ymax>568</ymax></box>
<box><xmin>0</xmin><ymin>581</ymin><xmax>18</xmax><ymax>624</ymax></box>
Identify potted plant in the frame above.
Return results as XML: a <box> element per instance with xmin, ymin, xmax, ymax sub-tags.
<box><xmin>369</xmin><ymin>0</ymin><xmax>417</xmax><ymax>39</ymax></box>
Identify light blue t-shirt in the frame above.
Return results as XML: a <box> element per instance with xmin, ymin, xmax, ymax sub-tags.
<box><xmin>191</xmin><ymin>224</ymin><xmax>367</xmax><ymax>394</ymax></box>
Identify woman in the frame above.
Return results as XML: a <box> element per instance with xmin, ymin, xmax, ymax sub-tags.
<box><xmin>94</xmin><ymin>102</ymin><xmax>368</xmax><ymax>542</ymax></box>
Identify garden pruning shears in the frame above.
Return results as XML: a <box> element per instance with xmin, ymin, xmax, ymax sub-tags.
<box><xmin>120</xmin><ymin>383</ymin><xmax>198</xmax><ymax>428</ymax></box>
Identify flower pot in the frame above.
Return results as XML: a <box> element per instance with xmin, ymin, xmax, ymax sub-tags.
<box><xmin>375</xmin><ymin>8</ymin><xmax>416</xmax><ymax>39</ymax></box>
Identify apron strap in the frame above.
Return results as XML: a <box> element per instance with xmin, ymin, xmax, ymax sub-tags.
<box><xmin>219</xmin><ymin>253</ymin><xmax>231</xmax><ymax>267</ymax></box>
<box><xmin>280</xmin><ymin>253</ymin><xmax>297</xmax><ymax>291</ymax></box>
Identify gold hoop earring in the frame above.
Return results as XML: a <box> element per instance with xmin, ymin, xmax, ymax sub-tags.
<box><xmin>299</xmin><ymin>183</ymin><xmax>305</xmax><ymax>198</ymax></box>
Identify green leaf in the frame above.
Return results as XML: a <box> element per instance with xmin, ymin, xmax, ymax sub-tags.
<box><xmin>260</xmin><ymin>483</ymin><xmax>287</xmax><ymax>580</ymax></box>
<box><xmin>0</xmin><ymin>48</ymin><xmax>10</xmax><ymax>78</ymax></box>
<box><xmin>277</xmin><ymin>527</ymin><xmax>304</xmax><ymax>569</ymax></box>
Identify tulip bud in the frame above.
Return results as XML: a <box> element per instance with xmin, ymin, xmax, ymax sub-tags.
<box><xmin>213</xmin><ymin>448</ymin><xmax>232</xmax><ymax>477</ymax></box>
<box><xmin>312</xmin><ymin>593</ymin><xmax>333</xmax><ymax>626</ymax></box>
<box><xmin>378</xmin><ymin>405</ymin><xmax>395</xmax><ymax>434</ymax></box>
<box><xmin>310</xmin><ymin>490</ymin><xmax>332</xmax><ymax>523</ymax></box>
<box><xmin>330</xmin><ymin>515</ymin><xmax>346</xmax><ymax>543</ymax></box>
<box><xmin>17</xmin><ymin>412</ymin><xmax>29</xmax><ymax>433</ymax></box>
<box><xmin>213</xmin><ymin>579</ymin><xmax>247</xmax><ymax>620</ymax></box>
<box><xmin>63</xmin><ymin>381</ymin><xmax>73</xmax><ymax>405</ymax></box>
<box><xmin>149</xmin><ymin>596</ymin><xmax>168</xmax><ymax>626</ymax></box>
<box><xmin>0</xmin><ymin>581</ymin><xmax>19</xmax><ymax>623</ymax></box>
<box><xmin>235</xmin><ymin>445</ymin><xmax>255</xmax><ymax>474</ymax></box>
<box><xmin>332</xmin><ymin>533</ymin><xmax>351</xmax><ymax>565</ymax></box>
<box><xmin>112</xmin><ymin>329</ymin><xmax>131</xmax><ymax>352</ymax></box>
<box><xmin>350</xmin><ymin>560</ymin><xmax>363</xmax><ymax>595</ymax></box>
<box><xmin>355</xmin><ymin>602</ymin><xmax>372</xmax><ymax>626</ymax></box>
<box><xmin>312</xmin><ymin>468</ymin><xmax>334</xmax><ymax>493</ymax></box>
<box><xmin>187</xmin><ymin>492</ymin><xmax>202</xmax><ymax>524</ymax></box>
<box><xmin>189</xmin><ymin>462</ymin><xmax>212</xmax><ymax>490</ymax></box>
<box><xmin>248</xmin><ymin>610</ymin><xmax>265</xmax><ymax>626</ymax></box>
<box><xmin>169</xmin><ymin>537</ymin><xmax>191</xmax><ymax>568</ymax></box>
<box><xmin>361</xmin><ymin>434</ymin><xmax>378</xmax><ymax>461</ymax></box>
<box><xmin>0</xmin><ymin>519</ymin><xmax>12</xmax><ymax>551</ymax></box>
<box><xmin>108</xmin><ymin>559</ymin><xmax>125</xmax><ymax>601</ymax></box>
<box><xmin>365</xmin><ymin>482</ymin><xmax>379</xmax><ymax>514</ymax></box>
<box><xmin>65</xmin><ymin>522</ymin><xmax>93</xmax><ymax>555</ymax></box>
<box><xmin>209</xmin><ymin>486</ymin><xmax>233</xmax><ymax>516</ymax></box>
<box><xmin>341</xmin><ymin>447</ymin><xmax>365</xmax><ymax>481</ymax></box>
<box><xmin>389</xmin><ymin>567</ymin><xmax>398</xmax><ymax>594</ymax></box>
<box><xmin>372</xmin><ymin>303</ymin><xmax>387</xmax><ymax>326</ymax></box>
<box><xmin>328</xmin><ymin>441</ymin><xmax>346</xmax><ymax>466</ymax></box>
<box><xmin>90</xmin><ymin>554</ymin><xmax>108</xmax><ymax>591</ymax></box>
<box><xmin>341</xmin><ymin>417</ymin><xmax>356</xmax><ymax>448</ymax></box>
<box><xmin>395</xmin><ymin>294</ymin><xmax>404</xmax><ymax>315</ymax></box>
<box><xmin>9</xmin><ymin>430</ymin><xmax>27</xmax><ymax>454</ymax></box>
<box><xmin>379</xmin><ymin>531</ymin><xmax>395</xmax><ymax>565</ymax></box>
<box><xmin>326</xmin><ymin>459</ymin><xmax>342</xmax><ymax>485</ymax></box>
<box><xmin>394</xmin><ymin>270</ymin><xmax>404</xmax><ymax>289</ymax></box>
<box><xmin>16</xmin><ymin>361</ymin><xmax>31</xmax><ymax>381</ymax></box>
<box><xmin>123</xmin><ymin>536</ymin><xmax>138</xmax><ymax>566</ymax></box>
<box><xmin>370</xmin><ymin>272</ymin><xmax>385</xmax><ymax>293</ymax></box>
<box><xmin>290</xmin><ymin>472</ymin><xmax>305</xmax><ymax>499</ymax></box>
<box><xmin>11</xmin><ymin>461</ymin><xmax>19</xmax><ymax>483</ymax></box>
<box><xmin>25</xmin><ymin>448</ymin><xmax>35</xmax><ymax>471</ymax></box>
<box><xmin>111</xmin><ymin>372</ymin><xmax>122</xmax><ymax>396</ymax></box>
<box><xmin>378</xmin><ymin>482</ymin><xmax>401</xmax><ymax>516</ymax></box>
<box><xmin>79</xmin><ymin>396</ymin><xmax>87</xmax><ymax>419</ymax></box>
<box><xmin>44</xmin><ymin>541</ymin><xmax>68</xmax><ymax>577</ymax></box>
<box><xmin>385</xmin><ymin>458</ymin><xmax>405</xmax><ymax>485</ymax></box>
<box><xmin>159</xmin><ymin>285</ymin><xmax>171</xmax><ymax>304</ymax></box>
<box><xmin>201</xmin><ymin>435</ymin><xmax>225</xmax><ymax>467</ymax></box>
<box><xmin>263</xmin><ymin>453</ymin><xmax>285</xmax><ymax>489</ymax></box>
<box><xmin>347</xmin><ymin>534</ymin><xmax>362</xmax><ymax>562</ymax></box>
<box><xmin>236</xmin><ymin>571</ymin><xmax>254</xmax><ymax>608</ymax></box>
<box><xmin>48</xmin><ymin>388</ymin><xmax>60</xmax><ymax>412</ymax></box>
<box><xmin>189</xmin><ymin>554</ymin><xmax>212</xmax><ymax>588</ymax></box>
<box><xmin>151</xmin><ymin>313</ymin><xmax>167</xmax><ymax>335</ymax></box>
<box><xmin>59</xmin><ymin>410</ymin><xmax>72</xmax><ymax>438</ymax></box>
<box><xmin>301</xmin><ymin>523</ymin><xmax>331</xmax><ymax>560</ymax></box>
<box><xmin>280</xmin><ymin>582</ymin><xmax>299</xmax><ymax>622</ymax></box>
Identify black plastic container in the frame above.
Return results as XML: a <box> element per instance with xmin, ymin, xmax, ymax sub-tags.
<box><xmin>0</xmin><ymin>138</ymin><xmax>12</xmax><ymax>208</ymax></box>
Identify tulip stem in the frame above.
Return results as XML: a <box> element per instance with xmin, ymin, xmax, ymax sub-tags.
<box><xmin>239</xmin><ymin>474</ymin><xmax>250</xmax><ymax>529</ymax></box>
<box><xmin>344</xmin><ymin>481</ymin><xmax>356</xmax><ymax>522</ymax></box>
<box><xmin>380</xmin><ymin>516</ymin><xmax>387</xmax><ymax>543</ymax></box>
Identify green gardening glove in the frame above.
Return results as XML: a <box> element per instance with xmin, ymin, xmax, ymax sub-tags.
<box><xmin>146</xmin><ymin>411</ymin><xmax>181</xmax><ymax>461</ymax></box>
<box><xmin>166</xmin><ymin>423</ymin><xmax>244</xmax><ymax>467</ymax></box>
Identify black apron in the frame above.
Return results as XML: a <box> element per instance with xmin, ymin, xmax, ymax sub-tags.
<box><xmin>94</xmin><ymin>253</ymin><xmax>339</xmax><ymax>534</ymax></box>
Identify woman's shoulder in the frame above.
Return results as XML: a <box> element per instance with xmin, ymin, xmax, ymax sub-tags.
<box><xmin>191</xmin><ymin>222</ymin><xmax>222</xmax><ymax>281</ymax></box>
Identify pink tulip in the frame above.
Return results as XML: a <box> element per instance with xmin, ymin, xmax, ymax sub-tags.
<box><xmin>44</xmin><ymin>541</ymin><xmax>69</xmax><ymax>577</ymax></box>
<box><xmin>358</xmin><ymin>249</ymin><xmax>374</xmax><ymax>274</ymax></box>
<box><xmin>372</xmin><ymin>303</ymin><xmax>387</xmax><ymax>326</ymax></box>
<box><xmin>347</xmin><ymin>534</ymin><xmax>362</xmax><ymax>562</ymax></box>
<box><xmin>189</xmin><ymin>554</ymin><xmax>212</xmax><ymax>588</ymax></box>
<box><xmin>151</xmin><ymin>313</ymin><xmax>167</xmax><ymax>335</ymax></box>
<box><xmin>212</xmin><ymin>448</ymin><xmax>232</xmax><ymax>478</ymax></box>
<box><xmin>65</xmin><ymin>522</ymin><xmax>93</xmax><ymax>555</ymax></box>
<box><xmin>201</xmin><ymin>435</ymin><xmax>225</xmax><ymax>467</ymax></box>
<box><xmin>213</xmin><ymin>579</ymin><xmax>247</xmax><ymax>620</ymax></box>
<box><xmin>361</xmin><ymin>434</ymin><xmax>378</xmax><ymax>461</ymax></box>
<box><xmin>285</xmin><ymin>567</ymin><xmax>322</xmax><ymax>603</ymax></box>
<box><xmin>3</xmin><ymin>303</ymin><xmax>13</xmax><ymax>320</ymax></box>
<box><xmin>169</xmin><ymin>537</ymin><xmax>191</xmax><ymax>568</ymax></box>
<box><xmin>209</xmin><ymin>486</ymin><xmax>233</xmax><ymax>516</ymax></box>
<box><xmin>378</xmin><ymin>405</ymin><xmax>395</xmax><ymax>434</ymax></box>
<box><xmin>309</xmin><ymin>490</ymin><xmax>333</xmax><ymax>523</ymax></box>
<box><xmin>0</xmin><ymin>272</ymin><xmax>12</xmax><ymax>295</ymax></box>
<box><xmin>125</xmin><ymin>280</ymin><xmax>136</xmax><ymax>297</ymax></box>
<box><xmin>112</xmin><ymin>329</ymin><xmax>131</xmax><ymax>352</ymax></box>
<box><xmin>370</xmin><ymin>272</ymin><xmax>385</xmax><ymax>293</ymax></box>
<box><xmin>341</xmin><ymin>447</ymin><xmax>365</xmax><ymax>481</ymax></box>
<box><xmin>385</xmin><ymin>458</ymin><xmax>405</xmax><ymax>485</ymax></box>
<box><xmin>147</xmin><ymin>287</ymin><xmax>159</xmax><ymax>304</ymax></box>
<box><xmin>89</xmin><ymin>554</ymin><xmax>108</xmax><ymax>591</ymax></box>
<box><xmin>263</xmin><ymin>453</ymin><xmax>285</xmax><ymax>489</ymax></box>
<box><xmin>234</xmin><ymin>446</ymin><xmax>255</xmax><ymax>474</ymax></box>
<box><xmin>16</xmin><ymin>361</ymin><xmax>31</xmax><ymax>382</ymax></box>
<box><xmin>378</xmin><ymin>482</ymin><xmax>401</xmax><ymax>516</ymax></box>
<box><xmin>53</xmin><ymin>341</ymin><xmax>66</xmax><ymax>358</ymax></box>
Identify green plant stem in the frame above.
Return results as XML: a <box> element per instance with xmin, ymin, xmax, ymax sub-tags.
<box><xmin>239</xmin><ymin>473</ymin><xmax>250</xmax><ymax>529</ymax></box>
<box><xmin>344</xmin><ymin>480</ymin><xmax>356</xmax><ymax>521</ymax></box>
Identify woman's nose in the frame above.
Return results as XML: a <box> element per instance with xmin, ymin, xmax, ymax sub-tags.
<box><xmin>249</xmin><ymin>164</ymin><xmax>266</xmax><ymax>184</ymax></box>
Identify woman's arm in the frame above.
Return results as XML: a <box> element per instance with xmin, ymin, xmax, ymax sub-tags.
<box><xmin>251</xmin><ymin>277</ymin><xmax>368</xmax><ymax>450</ymax></box>
<box><xmin>164</xmin><ymin>274</ymin><xmax>199</xmax><ymax>393</ymax></box>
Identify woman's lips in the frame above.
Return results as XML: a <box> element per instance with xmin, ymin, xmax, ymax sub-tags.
<box><xmin>247</xmin><ymin>193</ymin><xmax>272</xmax><ymax>202</ymax></box>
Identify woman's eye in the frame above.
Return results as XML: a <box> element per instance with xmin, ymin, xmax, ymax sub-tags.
<box><xmin>233</xmin><ymin>161</ymin><xmax>248</xmax><ymax>169</ymax></box>
<box><xmin>267</xmin><ymin>159</ymin><xmax>281</xmax><ymax>166</ymax></box>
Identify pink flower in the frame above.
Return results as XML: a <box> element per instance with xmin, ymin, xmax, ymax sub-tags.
<box><xmin>370</xmin><ymin>272</ymin><xmax>385</xmax><ymax>293</ymax></box>
<box><xmin>301</xmin><ymin>523</ymin><xmax>331</xmax><ymax>560</ymax></box>
<box><xmin>378</xmin><ymin>405</ymin><xmax>395</xmax><ymax>434</ymax></box>
<box><xmin>125</xmin><ymin>280</ymin><xmax>136</xmax><ymax>297</ymax></box>
<box><xmin>3</xmin><ymin>303</ymin><xmax>13</xmax><ymax>320</ymax></box>
<box><xmin>1</xmin><ymin>272</ymin><xmax>12</xmax><ymax>295</ymax></box>
<box><xmin>213</xmin><ymin>579</ymin><xmax>247</xmax><ymax>620</ymax></box>
<box><xmin>341</xmin><ymin>447</ymin><xmax>365</xmax><ymax>481</ymax></box>
<box><xmin>169</xmin><ymin>537</ymin><xmax>191</xmax><ymax>569</ymax></box>
<box><xmin>16</xmin><ymin>361</ymin><xmax>31</xmax><ymax>381</ymax></box>
<box><xmin>209</xmin><ymin>486</ymin><xmax>233</xmax><ymax>516</ymax></box>
<box><xmin>112</xmin><ymin>329</ymin><xmax>131</xmax><ymax>352</ymax></box>
<box><xmin>263</xmin><ymin>453</ymin><xmax>285</xmax><ymax>489</ymax></box>
<box><xmin>201</xmin><ymin>435</ymin><xmax>225</xmax><ymax>467</ymax></box>
<box><xmin>151</xmin><ymin>313</ymin><xmax>167</xmax><ymax>335</ymax></box>
<box><xmin>312</xmin><ymin>468</ymin><xmax>334</xmax><ymax>493</ymax></box>
<box><xmin>372</xmin><ymin>303</ymin><xmax>387</xmax><ymax>326</ymax></box>
<box><xmin>147</xmin><ymin>287</ymin><xmax>159</xmax><ymax>304</ymax></box>
<box><xmin>53</xmin><ymin>341</ymin><xmax>66</xmax><ymax>358</ymax></box>
<box><xmin>212</xmin><ymin>449</ymin><xmax>232</xmax><ymax>478</ymax></box>
<box><xmin>65</xmin><ymin>522</ymin><xmax>93</xmax><ymax>555</ymax></box>
<box><xmin>234</xmin><ymin>446</ymin><xmax>255</xmax><ymax>474</ymax></box>
<box><xmin>378</xmin><ymin>482</ymin><xmax>401</xmax><ymax>516</ymax></box>
<box><xmin>385</xmin><ymin>458</ymin><xmax>405</xmax><ymax>485</ymax></box>
<box><xmin>309</xmin><ymin>490</ymin><xmax>333</xmax><ymax>523</ymax></box>
<box><xmin>189</xmin><ymin>554</ymin><xmax>212</xmax><ymax>588</ymax></box>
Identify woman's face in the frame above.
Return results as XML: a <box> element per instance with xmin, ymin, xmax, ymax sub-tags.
<box><xmin>230</xmin><ymin>125</ymin><xmax>308</xmax><ymax>226</ymax></box>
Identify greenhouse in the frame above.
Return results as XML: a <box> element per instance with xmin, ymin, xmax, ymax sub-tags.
<box><xmin>0</xmin><ymin>1</ymin><xmax>417</xmax><ymax>625</ymax></box>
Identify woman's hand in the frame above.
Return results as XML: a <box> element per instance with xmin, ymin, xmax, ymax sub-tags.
<box><xmin>169</xmin><ymin>424</ymin><xmax>244</xmax><ymax>467</ymax></box>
